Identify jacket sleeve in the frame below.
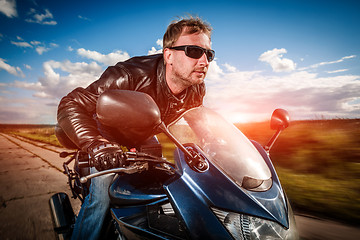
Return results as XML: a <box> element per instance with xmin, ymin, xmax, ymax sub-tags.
<box><xmin>57</xmin><ymin>65</ymin><xmax>133</xmax><ymax>151</ymax></box>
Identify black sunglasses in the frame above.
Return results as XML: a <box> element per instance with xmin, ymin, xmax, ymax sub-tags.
<box><xmin>169</xmin><ymin>45</ymin><xmax>215</xmax><ymax>62</ymax></box>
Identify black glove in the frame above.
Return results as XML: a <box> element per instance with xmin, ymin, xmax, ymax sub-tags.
<box><xmin>88</xmin><ymin>142</ymin><xmax>125</xmax><ymax>171</ymax></box>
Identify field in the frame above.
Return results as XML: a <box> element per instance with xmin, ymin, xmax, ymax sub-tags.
<box><xmin>1</xmin><ymin>119</ymin><xmax>359</xmax><ymax>226</ymax></box>
<box><xmin>237</xmin><ymin>119</ymin><xmax>360</xmax><ymax>226</ymax></box>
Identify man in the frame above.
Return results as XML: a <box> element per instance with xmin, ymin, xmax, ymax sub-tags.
<box><xmin>56</xmin><ymin>16</ymin><xmax>215</xmax><ymax>239</ymax></box>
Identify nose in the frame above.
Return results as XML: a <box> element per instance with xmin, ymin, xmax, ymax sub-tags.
<box><xmin>198</xmin><ymin>52</ymin><xmax>209</xmax><ymax>66</ymax></box>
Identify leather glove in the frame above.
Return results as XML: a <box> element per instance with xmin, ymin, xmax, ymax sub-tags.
<box><xmin>88</xmin><ymin>142</ymin><xmax>125</xmax><ymax>171</ymax></box>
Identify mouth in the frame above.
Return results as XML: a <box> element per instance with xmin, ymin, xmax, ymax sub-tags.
<box><xmin>194</xmin><ymin>68</ymin><xmax>207</xmax><ymax>75</ymax></box>
<box><xmin>194</xmin><ymin>72</ymin><xmax>206</xmax><ymax>79</ymax></box>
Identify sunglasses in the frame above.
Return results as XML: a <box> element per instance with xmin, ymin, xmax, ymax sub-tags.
<box><xmin>169</xmin><ymin>45</ymin><xmax>215</xmax><ymax>62</ymax></box>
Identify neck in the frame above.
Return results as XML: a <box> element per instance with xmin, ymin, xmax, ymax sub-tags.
<box><xmin>166</xmin><ymin>79</ymin><xmax>186</xmax><ymax>96</ymax></box>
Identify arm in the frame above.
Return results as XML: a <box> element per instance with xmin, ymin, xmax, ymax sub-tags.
<box><xmin>57</xmin><ymin>65</ymin><xmax>133</xmax><ymax>151</ymax></box>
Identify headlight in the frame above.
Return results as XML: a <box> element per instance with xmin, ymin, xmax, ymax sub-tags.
<box><xmin>211</xmin><ymin>206</ymin><xmax>298</xmax><ymax>240</ymax></box>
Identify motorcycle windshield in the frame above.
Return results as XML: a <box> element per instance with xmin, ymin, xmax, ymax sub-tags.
<box><xmin>169</xmin><ymin>107</ymin><xmax>272</xmax><ymax>191</ymax></box>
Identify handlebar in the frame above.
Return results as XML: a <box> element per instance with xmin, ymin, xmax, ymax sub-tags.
<box><xmin>80</xmin><ymin>162</ymin><xmax>148</xmax><ymax>183</ymax></box>
<box><xmin>125</xmin><ymin>151</ymin><xmax>172</xmax><ymax>165</ymax></box>
<box><xmin>60</xmin><ymin>150</ymin><xmax>175</xmax><ymax>183</ymax></box>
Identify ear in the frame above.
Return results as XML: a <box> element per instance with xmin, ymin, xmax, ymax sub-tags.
<box><xmin>163</xmin><ymin>48</ymin><xmax>173</xmax><ymax>65</ymax></box>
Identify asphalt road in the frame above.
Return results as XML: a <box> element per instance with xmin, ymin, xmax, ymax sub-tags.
<box><xmin>0</xmin><ymin>133</ymin><xmax>359</xmax><ymax>240</ymax></box>
<box><xmin>0</xmin><ymin>133</ymin><xmax>81</xmax><ymax>240</ymax></box>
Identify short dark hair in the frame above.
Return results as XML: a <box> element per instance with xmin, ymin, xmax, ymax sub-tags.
<box><xmin>163</xmin><ymin>16</ymin><xmax>212</xmax><ymax>50</ymax></box>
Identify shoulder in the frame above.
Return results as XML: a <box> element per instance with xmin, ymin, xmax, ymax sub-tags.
<box><xmin>117</xmin><ymin>54</ymin><xmax>163</xmax><ymax>73</ymax></box>
<box><xmin>88</xmin><ymin>54</ymin><xmax>164</xmax><ymax>92</ymax></box>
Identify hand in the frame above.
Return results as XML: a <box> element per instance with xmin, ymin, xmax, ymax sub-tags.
<box><xmin>89</xmin><ymin>142</ymin><xmax>125</xmax><ymax>171</ymax></box>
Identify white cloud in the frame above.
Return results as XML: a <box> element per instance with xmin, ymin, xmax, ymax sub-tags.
<box><xmin>156</xmin><ymin>39</ymin><xmax>163</xmax><ymax>47</ymax></box>
<box><xmin>11</xmin><ymin>40</ymin><xmax>33</xmax><ymax>48</ymax></box>
<box><xmin>78</xmin><ymin>15</ymin><xmax>91</xmax><ymax>21</ymax></box>
<box><xmin>258</xmin><ymin>48</ymin><xmax>296</xmax><ymax>72</ymax></box>
<box><xmin>13</xmin><ymin>80</ymin><xmax>42</xmax><ymax>91</ymax></box>
<box><xmin>223</xmin><ymin>63</ymin><xmax>236</xmax><ymax>73</ymax></box>
<box><xmin>7</xmin><ymin>59</ymin><xmax>103</xmax><ymax>103</ymax></box>
<box><xmin>30</xmin><ymin>40</ymin><xmax>41</xmax><ymax>45</ymax></box>
<box><xmin>11</xmin><ymin>37</ymin><xmax>58</xmax><ymax>55</ymax></box>
<box><xmin>315</xmin><ymin>55</ymin><xmax>355</xmax><ymax>68</ymax></box>
<box><xmin>40</xmin><ymin>60</ymin><xmax>103</xmax><ymax>98</ymax></box>
<box><xmin>148</xmin><ymin>47</ymin><xmax>163</xmax><ymax>55</ymax></box>
<box><xmin>77</xmin><ymin>48</ymin><xmax>130</xmax><ymax>65</ymax></box>
<box><xmin>327</xmin><ymin>69</ymin><xmax>349</xmax><ymax>74</ymax></box>
<box><xmin>1</xmin><ymin>59</ymin><xmax>106</xmax><ymax>123</ymax></box>
<box><xmin>206</xmin><ymin>60</ymin><xmax>224</xmax><ymax>83</ymax></box>
<box><xmin>148</xmin><ymin>39</ymin><xmax>163</xmax><ymax>55</ymax></box>
<box><xmin>24</xmin><ymin>64</ymin><xmax>32</xmax><ymax>70</ymax></box>
<box><xmin>0</xmin><ymin>0</ymin><xmax>17</xmax><ymax>18</ymax></box>
<box><xmin>25</xmin><ymin>8</ymin><xmax>57</xmax><ymax>25</ymax></box>
<box><xmin>36</xmin><ymin>46</ymin><xmax>50</xmax><ymax>55</ymax></box>
<box><xmin>0</xmin><ymin>95</ymin><xmax>58</xmax><ymax>124</ymax></box>
<box><xmin>299</xmin><ymin>55</ymin><xmax>356</xmax><ymax>70</ymax></box>
<box><xmin>0</xmin><ymin>58</ymin><xmax>25</xmax><ymax>77</ymax></box>
<box><xmin>341</xmin><ymin>98</ymin><xmax>360</xmax><ymax>112</ymax></box>
<box><xmin>204</xmin><ymin>58</ymin><xmax>360</xmax><ymax>122</ymax></box>
<box><xmin>33</xmin><ymin>91</ymin><xmax>51</xmax><ymax>98</ymax></box>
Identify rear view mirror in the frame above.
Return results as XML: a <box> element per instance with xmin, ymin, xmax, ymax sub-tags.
<box><xmin>270</xmin><ymin>109</ymin><xmax>290</xmax><ymax>130</ymax></box>
<box><xmin>96</xmin><ymin>90</ymin><xmax>162</xmax><ymax>145</ymax></box>
<box><xmin>97</xmin><ymin>90</ymin><xmax>162</xmax><ymax>129</ymax></box>
<box><xmin>265</xmin><ymin>109</ymin><xmax>290</xmax><ymax>153</ymax></box>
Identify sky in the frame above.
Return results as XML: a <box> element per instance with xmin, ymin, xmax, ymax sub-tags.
<box><xmin>0</xmin><ymin>0</ymin><xmax>359</xmax><ymax>124</ymax></box>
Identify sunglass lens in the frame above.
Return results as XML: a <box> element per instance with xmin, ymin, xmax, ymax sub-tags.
<box><xmin>207</xmin><ymin>50</ymin><xmax>215</xmax><ymax>62</ymax></box>
<box><xmin>186</xmin><ymin>46</ymin><xmax>204</xmax><ymax>59</ymax></box>
<box><xmin>183</xmin><ymin>46</ymin><xmax>215</xmax><ymax>62</ymax></box>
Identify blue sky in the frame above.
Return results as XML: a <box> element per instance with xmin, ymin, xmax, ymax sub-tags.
<box><xmin>0</xmin><ymin>0</ymin><xmax>359</xmax><ymax>124</ymax></box>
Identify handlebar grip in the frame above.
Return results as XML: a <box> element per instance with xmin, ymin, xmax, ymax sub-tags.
<box><xmin>78</xmin><ymin>161</ymin><xmax>90</xmax><ymax>168</ymax></box>
<box><xmin>77</xmin><ymin>151</ymin><xmax>91</xmax><ymax>168</ymax></box>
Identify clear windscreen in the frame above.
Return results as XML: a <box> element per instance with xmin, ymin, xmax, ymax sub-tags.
<box><xmin>168</xmin><ymin>107</ymin><xmax>272</xmax><ymax>190</ymax></box>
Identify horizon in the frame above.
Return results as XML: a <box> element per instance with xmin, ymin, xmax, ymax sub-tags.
<box><xmin>1</xmin><ymin>0</ymin><xmax>359</xmax><ymax>124</ymax></box>
<box><xmin>1</xmin><ymin>116</ymin><xmax>359</xmax><ymax>127</ymax></box>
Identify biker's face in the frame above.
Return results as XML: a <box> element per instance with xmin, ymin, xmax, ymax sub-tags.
<box><xmin>165</xmin><ymin>30</ymin><xmax>211</xmax><ymax>92</ymax></box>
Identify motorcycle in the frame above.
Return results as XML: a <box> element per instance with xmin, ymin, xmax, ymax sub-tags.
<box><xmin>49</xmin><ymin>90</ymin><xmax>299</xmax><ymax>239</ymax></box>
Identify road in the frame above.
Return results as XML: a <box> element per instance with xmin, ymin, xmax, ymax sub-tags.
<box><xmin>0</xmin><ymin>133</ymin><xmax>359</xmax><ymax>239</ymax></box>
<box><xmin>0</xmin><ymin>133</ymin><xmax>81</xmax><ymax>240</ymax></box>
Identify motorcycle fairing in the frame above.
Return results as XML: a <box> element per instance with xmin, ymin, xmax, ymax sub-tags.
<box><xmin>109</xmin><ymin>169</ymin><xmax>170</xmax><ymax>206</ymax></box>
<box><xmin>111</xmin><ymin>198</ymin><xmax>191</xmax><ymax>239</ymax></box>
<box><xmin>110</xmin><ymin>204</ymin><xmax>171</xmax><ymax>240</ymax></box>
<box><xmin>163</xmin><ymin>145</ymin><xmax>289</xmax><ymax>239</ymax></box>
<box><xmin>249</xmin><ymin>140</ymin><xmax>289</xmax><ymax>225</ymax></box>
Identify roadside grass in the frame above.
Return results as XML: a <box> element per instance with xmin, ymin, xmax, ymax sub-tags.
<box><xmin>1</xmin><ymin>119</ymin><xmax>359</xmax><ymax>225</ymax></box>
<box><xmin>277</xmin><ymin>167</ymin><xmax>360</xmax><ymax>225</ymax></box>
<box><xmin>0</xmin><ymin>125</ymin><xmax>62</xmax><ymax>147</ymax></box>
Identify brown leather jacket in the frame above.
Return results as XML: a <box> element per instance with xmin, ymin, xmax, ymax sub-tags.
<box><xmin>57</xmin><ymin>54</ymin><xmax>205</xmax><ymax>151</ymax></box>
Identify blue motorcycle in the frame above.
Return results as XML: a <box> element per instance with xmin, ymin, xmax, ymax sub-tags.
<box><xmin>49</xmin><ymin>90</ymin><xmax>299</xmax><ymax>239</ymax></box>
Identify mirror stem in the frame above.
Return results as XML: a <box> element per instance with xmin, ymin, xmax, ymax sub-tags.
<box><xmin>264</xmin><ymin>128</ymin><xmax>282</xmax><ymax>153</ymax></box>
<box><xmin>157</xmin><ymin>122</ymin><xmax>194</xmax><ymax>159</ymax></box>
